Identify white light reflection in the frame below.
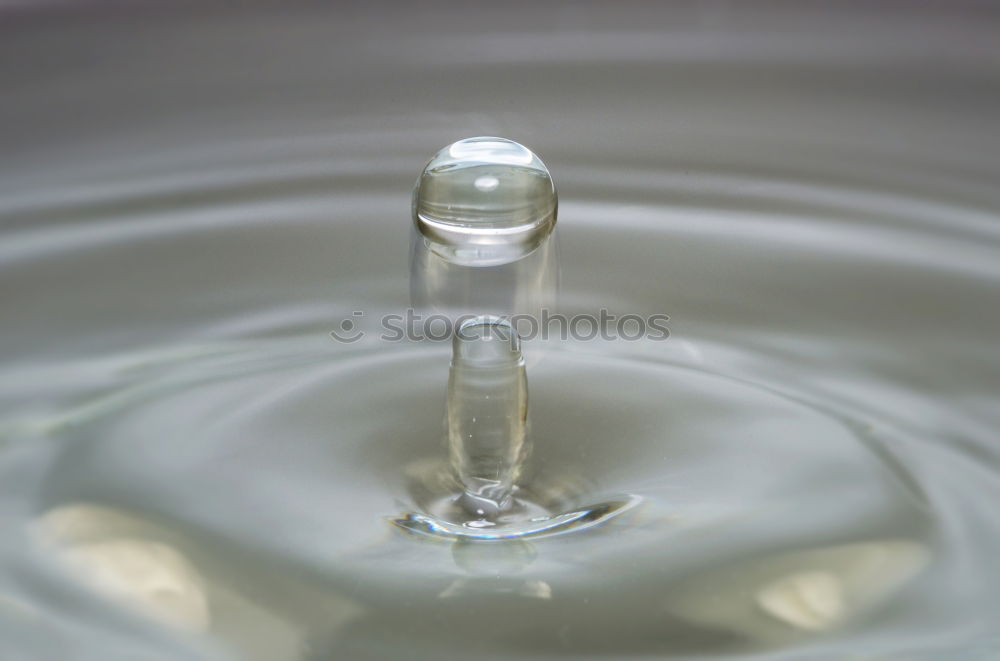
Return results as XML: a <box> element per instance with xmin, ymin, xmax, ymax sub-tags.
<box><xmin>34</xmin><ymin>504</ymin><xmax>210</xmax><ymax>633</ymax></box>
<box><xmin>664</xmin><ymin>539</ymin><xmax>929</xmax><ymax>641</ymax></box>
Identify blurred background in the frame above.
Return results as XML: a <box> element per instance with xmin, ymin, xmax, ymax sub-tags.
<box><xmin>1</xmin><ymin>2</ymin><xmax>999</xmax><ymax>660</ymax></box>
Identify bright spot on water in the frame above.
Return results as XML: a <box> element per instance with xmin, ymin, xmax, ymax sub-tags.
<box><xmin>663</xmin><ymin>540</ymin><xmax>929</xmax><ymax>643</ymax></box>
<box><xmin>34</xmin><ymin>504</ymin><xmax>210</xmax><ymax>633</ymax></box>
<box><xmin>756</xmin><ymin>570</ymin><xmax>844</xmax><ymax>631</ymax></box>
<box><xmin>59</xmin><ymin>539</ymin><xmax>210</xmax><ymax>633</ymax></box>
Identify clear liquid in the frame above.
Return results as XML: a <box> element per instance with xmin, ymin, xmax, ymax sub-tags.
<box><xmin>2</xmin><ymin>3</ymin><xmax>1000</xmax><ymax>661</ymax></box>
<box><xmin>413</xmin><ymin>137</ymin><xmax>557</xmax><ymax>266</ymax></box>
<box><xmin>448</xmin><ymin>317</ymin><xmax>528</xmax><ymax>516</ymax></box>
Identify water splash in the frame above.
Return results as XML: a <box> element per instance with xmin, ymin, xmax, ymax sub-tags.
<box><xmin>398</xmin><ymin>140</ymin><xmax>635</xmax><ymax>541</ymax></box>
<box><xmin>448</xmin><ymin>316</ymin><xmax>527</xmax><ymax>517</ymax></box>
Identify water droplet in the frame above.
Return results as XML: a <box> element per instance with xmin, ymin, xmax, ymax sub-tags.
<box><xmin>413</xmin><ymin>137</ymin><xmax>557</xmax><ymax>266</ymax></box>
<box><xmin>394</xmin><ymin>140</ymin><xmax>638</xmax><ymax>543</ymax></box>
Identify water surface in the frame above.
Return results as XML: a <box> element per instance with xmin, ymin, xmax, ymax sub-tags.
<box><xmin>1</xmin><ymin>3</ymin><xmax>999</xmax><ymax>660</ymax></box>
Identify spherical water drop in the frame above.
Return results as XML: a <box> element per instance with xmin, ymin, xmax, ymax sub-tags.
<box><xmin>413</xmin><ymin>137</ymin><xmax>557</xmax><ymax>266</ymax></box>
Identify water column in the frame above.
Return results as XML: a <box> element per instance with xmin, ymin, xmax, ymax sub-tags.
<box><xmin>448</xmin><ymin>316</ymin><xmax>528</xmax><ymax>518</ymax></box>
<box><xmin>411</xmin><ymin>137</ymin><xmax>557</xmax><ymax>520</ymax></box>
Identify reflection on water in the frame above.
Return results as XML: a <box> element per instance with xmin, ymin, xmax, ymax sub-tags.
<box><xmin>2</xmin><ymin>1</ymin><xmax>1000</xmax><ymax>660</ymax></box>
<box><xmin>35</xmin><ymin>505</ymin><xmax>210</xmax><ymax>633</ymax></box>
<box><xmin>439</xmin><ymin>540</ymin><xmax>553</xmax><ymax>600</ymax></box>
<box><xmin>666</xmin><ymin>540</ymin><xmax>930</xmax><ymax>642</ymax></box>
<box><xmin>30</xmin><ymin>504</ymin><xmax>364</xmax><ymax>661</ymax></box>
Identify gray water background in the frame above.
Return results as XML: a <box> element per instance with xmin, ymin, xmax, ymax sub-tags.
<box><xmin>1</xmin><ymin>2</ymin><xmax>999</xmax><ymax>660</ymax></box>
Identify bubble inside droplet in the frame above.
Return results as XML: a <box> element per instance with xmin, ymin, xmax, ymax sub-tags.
<box><xmin>413</xmin><ymin>137</ymin><xmax>557</xmax><ymax>266</ymax></box>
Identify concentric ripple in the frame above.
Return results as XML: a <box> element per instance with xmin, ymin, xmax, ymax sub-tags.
<box><xmin>2</xmin><ymin>3</ymin><xmax>1000</xmax><ymax>661</ymax></box>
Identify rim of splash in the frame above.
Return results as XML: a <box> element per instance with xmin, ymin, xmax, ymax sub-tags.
<box><xmin>390</xmin><ymin>494</ymin><xmax>642</xmax><ymax>541</ymax></box>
